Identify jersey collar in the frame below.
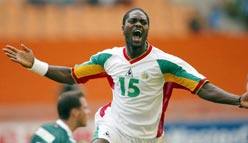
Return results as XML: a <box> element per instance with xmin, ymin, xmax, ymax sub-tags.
<box><xmin>56</xmin><ymin>119</ymin><xmax>76</xmax><ymax>143</ymax></box>
<box><xmin>123</xmin><ymin>43</ymin><xmax>152</xmax><ymax>64</ymax></box>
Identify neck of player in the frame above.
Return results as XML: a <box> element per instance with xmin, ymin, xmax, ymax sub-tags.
<box><xmin>126</xmin><ymin>42</ymin><xmax>148</xmax><ymax>59</ymax></box>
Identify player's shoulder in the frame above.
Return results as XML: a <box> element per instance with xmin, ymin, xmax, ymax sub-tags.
<box><xmin>32</xmin><ymin>125</ymin><xmax>56</xmax><ymax>143</ymax></box>
<box><xmin>151</xmin><ymin>45</ymin><xmax>181</xmax><ymax>61</ymax></box>
<box><xmin>41</xmin><ymin>122</ymin><xmax>57</xmax><ymax>129</ymax></box>
<box><xmin>39</xmin><ymin>122</ymin><xmax>66</xmax><ymax>134</ymax></box>
<box><xmin>100</xmin><ymin>46</ymin><xmax>124</xmax><ymax>54</ymax></box>
<box><xmin>92</xmin><ymin>46</ymin><xmax>124</xmax><ymax>60</ymax></box>
<box><xmin>35</xmin><ymin>122</ymin><xmax>69</xmax><ymax>141</ymax></box>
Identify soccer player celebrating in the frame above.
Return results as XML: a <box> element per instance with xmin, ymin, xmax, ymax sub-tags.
<box><xmin>3</xmin><ymin>8</ymin><xmax>248</xmax><ymax>143</ymax></box>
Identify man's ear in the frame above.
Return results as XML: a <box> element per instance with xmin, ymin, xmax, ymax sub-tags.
<box><xmin>71</xmin><ymin>108</ymin><xmax>79</xmax><ymax>117</ymax></box>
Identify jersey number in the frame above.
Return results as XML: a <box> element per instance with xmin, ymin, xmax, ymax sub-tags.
<box><xmin>119</xmin><ymin>77</ymin><xmax>140</xmax><ymax>97</ymax></box>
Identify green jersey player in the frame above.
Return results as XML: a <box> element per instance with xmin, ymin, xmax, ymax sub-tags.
<box><xmin>30</xmin><ymin>88</ymin><xmax>90</xmax><ymax>143</ymax></box>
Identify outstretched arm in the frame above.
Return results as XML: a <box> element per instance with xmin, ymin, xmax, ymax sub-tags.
<box><xmin>45</xmin><ymin>66</ymin><xmax>75</xmax><ymax>84</ymax></box>
<box><xmin>197</xmin><ymin>82</ymin><xmax>248</xmax><ymax>108</ymax></box>
<box><xmin>3</xmin><ymin>44</ymin><xmax>75</xmax><ymax>84</ymax></box>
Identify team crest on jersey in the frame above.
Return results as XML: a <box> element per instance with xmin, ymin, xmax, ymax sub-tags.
<box><xmin>125</xmin><ymin>68</ymin><xmax>133</xmax><ymax>77</ymax></box>
<box><xmin>141</xmin><ymin>72</ymin><xmax>149</xmax><ymax>79</ymax></box>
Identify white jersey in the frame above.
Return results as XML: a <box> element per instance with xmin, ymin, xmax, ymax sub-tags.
<box><xmin>72</xmin><ymin>43</ymin><xmax>208</xmax><ymax>139</ymax></box>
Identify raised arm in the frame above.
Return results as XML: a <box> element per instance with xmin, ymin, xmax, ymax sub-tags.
<box><xmin>197</xmin><ymin>82</ymin><xmax>248</xmax><ymax>108</ymax></box>
<box><xmin>3</xmin><ymin>44</ymin><xmax>75</xmax><ymax>84</ymax></box>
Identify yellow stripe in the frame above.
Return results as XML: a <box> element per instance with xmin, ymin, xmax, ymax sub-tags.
<box><xmin>74</xmin><ymin>64</ymin><xmax>105</xmax><ymax>78</ymax></box>
<box><xmin>164</xmin><ymin>73</ymin><xmax>199</xmax><ymax>92</ymax></box>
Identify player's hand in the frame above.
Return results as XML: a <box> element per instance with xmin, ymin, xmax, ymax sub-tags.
<box><xmin>240</xmin><ymin>91</ymin><xmax>248</xmax><ymax>108</ymax></box>
<box><xmin>3</xmin><ymin>44</ymin><xmax>34</xmax><ymax>68</ymax></box>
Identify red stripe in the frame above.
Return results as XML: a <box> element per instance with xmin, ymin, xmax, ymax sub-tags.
<box><xmin>192</xmin><ymin>78</ymin><xmax>208</xmax><ymax>94</ymax></box>
<box><xmin>123</xmin><ymin>44</ymin><xmax>152</xmax><ymax>64</ymax></box>
<box><xmin>123</xmin><ymin>47</ymin><xmax>130</xmax><ymax>61</ymax></box>
<box><xmin>100</xmin><ymin>102</ymin><xmax>112</xmax><ymax>117</ymax></box>
<box><xmin>156</xmin><ymin>82</ymin><xmax>186</xmax><ymax>137</ymax></box>
<box><xmin>106</xmin><ymin>75</ymin><xmax>114</xmax><ymax>89</ymax></box>
<box><xmin>71</xmin><ymin>67</ymin><xmax>79</xmax><ymax>83</ymax></box>
<box><xmin>156</xmin><ymin>82</ymin><xmax>173</xmax><ymax>137</ymax></box>
<box><xmin>76</xmin><ymin>72</ymin><xmax>107</xmax><ymax>83</ymax></box>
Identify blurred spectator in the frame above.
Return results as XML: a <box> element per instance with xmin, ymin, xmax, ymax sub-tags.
<box><xmin>224</xmin><ymin>0</ymin><xmax>248</xmax><ymax>30</ymax></box>
<box><xmin>88</xmin><ymin>0</ymin><xmax>99</xmax><ymax>5</ymax></box>
<box><xmin>172</xmin><ymin>0</ymin><xmax>248</xmax><ymax>33</ymax></box>
<box><xmin>188</xmin><ymin>12</ymin><xmax>204</xmax><ymax>33</ymax></box>
<box><xmin>98</xmin><ymin>0</ymin><xmax>116</xmax><ymax>6</ymax></box>
<box><xmin>188</xmin><ymin>11</ymin><xmax>205</xmax><ymax>33</ymax></box>
<box><xmin>208</xmin><ymin>4</ymin><xmax>223</xmax><ymax>30</ymax></box>
<box><xmin>27</xmin><ymin>0</ymin><xmax>85</xmax><ymax>6</ymax></box>
<box><xmin>88</xmin><ymin>0</ymin><xmax>132</xmax><ymax>6</ymax></box>
<box><xmin>116</xmin><ymin>0</ymin><xmax>132</xmax><ymax>6</ymax></box>
<box><xmin>28</xmin><ymin>0</ymin><xmax>47</xmax><ymax>6</ymax></box>
<box><xmin>28</xmin><ymin>0</ymin><xmax>132</xmax><ymax>6</ymax></box>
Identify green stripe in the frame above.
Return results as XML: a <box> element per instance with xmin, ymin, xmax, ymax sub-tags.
<box><xmin>93</xmin><ymin>126</ymin><xmax>99</xmax><ymax>140</ymax></box>
<box><xmin>157</xmin><ymin>59</ymin><xmax>201</xmax><ymax>82</ymax></box>
<box><xmin>75</xmin><ymin>53</ymin><xmax>112</xmax><ymax>68</ymax></box>
<box><xmin>91</xmin><ymin>53</ymin><xmax>112</xmax><ymax>67</ymax></box>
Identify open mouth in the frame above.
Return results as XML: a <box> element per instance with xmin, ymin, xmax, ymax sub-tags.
<box><xmin>132</xmin><ymin>30</ymin><xmax>142</xmax><ymax>42</ymax></box>
<box><xmin>133</xmin><ymin>29</ymin><xmax>142</xmax><ymax>37</ymax></box>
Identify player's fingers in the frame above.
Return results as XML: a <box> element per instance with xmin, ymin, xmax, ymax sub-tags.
<box><xmin>5</xmin><ymin>45</ymin><xmax>18</xmax><ymax>53</ymax></box>
<box><xmin>9</xmin><ymin>57</ymin><xmax>19</xmax><ymax>63</ymax></box>
<box><xmin>5</xmin><ymin>53</ymin><xmax>17</xmax><ymax>59</ymax></box>
<box><xmin>21</xmin><ymin>44</ymin><xmax>31</xmax><ymax>53</ymax></box>
<box><xmin>3</xmin><ymin>47</ymin><xmax>16</xmax><ymax>56</ymax></box>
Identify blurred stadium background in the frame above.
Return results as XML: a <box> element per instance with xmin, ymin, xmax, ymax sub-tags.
<box><xmin>1</xmin><ymin>0</ymin><xmax>248</xmax><ymax>142</ymax></box>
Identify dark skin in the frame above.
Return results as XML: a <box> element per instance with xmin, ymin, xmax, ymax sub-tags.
<box><xmin>2</xmin><ymin>9</ymin><xmax>248</xmax><ymax>143</ymax></box>
<box><xmin>122</xmin><ymin>10</ymin><xmax>149</xmax><ymax>59</ymax></box>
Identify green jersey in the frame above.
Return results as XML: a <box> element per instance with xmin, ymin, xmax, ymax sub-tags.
<box><xmin>30</xmin><ymin>119</ymin><xmax>76</xmax><ymax>143</ymax></box>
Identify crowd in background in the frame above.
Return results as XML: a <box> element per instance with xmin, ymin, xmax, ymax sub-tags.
<box><xmin>187</xmin><ymin>0</ymin><xmax>248</xmax><ymax>33</ymax></box>
<box><xmin>27</xmin><ymin>0</ymin><xmax>248</xmax><ymax>33</ymax></box>
<box><xmin>0</xmin><ymin>0</ymin><xmax>247</xmax><ymax>41</ymax></box>
<box><xmin>28</xmin><ymin>0</ymin><xmax>132</xmax><ymax>6</ymax></box>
